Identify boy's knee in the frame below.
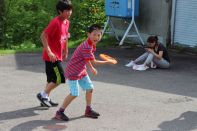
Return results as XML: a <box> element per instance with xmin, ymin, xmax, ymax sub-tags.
<box><xmin>86</xmin><ymin>89</ymin><xmax>93</xmax><ymax>93</ymax></box>
<box><xmin>70</xmin><ymin>93</ymin><xmax>79</xmax><ymax>97</ymax></box>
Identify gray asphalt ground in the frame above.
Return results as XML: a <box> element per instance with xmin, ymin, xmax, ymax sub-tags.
<box><xmin>0</xmin><ymin>47</ymin><xmax>197</xmax><ymax>131</ymax></box>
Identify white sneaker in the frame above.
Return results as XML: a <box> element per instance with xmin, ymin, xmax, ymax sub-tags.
<box><xmin>125</xmin><ymin>61</ymin><xmax>135</xmax><ymax>67</ymax></box>
<box><xmin>150</xmin><ymin>61</ymin><xmax>157</xmax><ymax>68</ymax></box>
<box><xmin>133</xmin><ymin>64</ymin><xmax>149</xmax><ymax>71</ymax></box>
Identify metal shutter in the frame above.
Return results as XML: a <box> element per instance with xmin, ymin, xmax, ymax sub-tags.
<box><xmin>174</xmin><ymin>0</ymin><xmax>197</xmax><ymax>47</ymax></box>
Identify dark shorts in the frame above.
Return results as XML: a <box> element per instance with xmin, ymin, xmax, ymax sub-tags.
<box><xmin>45</xmin><ymin>61</ymin><xmax>65</xmax><ymax>84</ymax></box>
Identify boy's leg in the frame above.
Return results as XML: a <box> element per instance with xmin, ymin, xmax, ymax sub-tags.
<box><xmin>61</xmin><ymin>94</ymin><xmax>76</xmax><ymax>109</ymax></box>
<box><xmin>44</xmin><ymin>82</ymin><xmax>58</xmax><ymax>95</ymax></box>
<box><xmin>85</xmin><ymin>90</ymin><xmax>100</xmax><ymax>118</ymax></box>
<box><xmin>38</xmin><ymin>82</ymin><xmax>58</xmax><ymax>107</ymax></box>
<box><xmin>37</xmin><ymin>61</ymin><xmax>65</xmax><ymax>107</ymax></box>
<box><xmin>86</xmin><ymin>89</ymin><xmax>93</xmax><ymax>107</ymax></box>
<box><xmin>55</xmin><ymin>94</ymin><xmax>76</xmax><ymax>121</ymax></box>
<box><xmin>79</xmin><ymin>76</ymin><xmax>100</xmax><ymax>118</ymax></box>
<box><xmin>54</xmin><ymin>79</ymin><xmax>79</xmax><ymax>121</ymax></box>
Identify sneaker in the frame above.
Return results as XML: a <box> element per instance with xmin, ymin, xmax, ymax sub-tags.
<box><xmin>125</xmin><ymin>61</ymin><xmax>135</xmax><ymax>67</ymax></box>
<box><xmin>54</xmin><ymin>111</ymin><xmax>69</xmax><ymax>121</ymax></box>
<box><xmin>37</xmin><ymin>93</ymin><xmax>51</xmax><ymax>107</ymax></box>
<box><xmin>40</xmin><ymin>100</ymin><xmax>58</xmax><ymax>107</ymax></box>
<box><xmin>150</xmin><ymin>61</ymin><xmax>157</xmax><ymax>69</ymax></box>
<box><xmin>49</xmin><ymin>100</ymin><xmax>58</xmax><ymax>107</ymax></box>
<box><xmin>133</xmin><ymin>64</ymin><xmax>149</xmax><ymax>71</ymax></box>
<box><xmin>85</xmin><ymin>109</ymin><xmax>100</xmax><ymax>119</ymax></box>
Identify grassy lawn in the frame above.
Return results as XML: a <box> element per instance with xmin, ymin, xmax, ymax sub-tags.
<box><xmin>0</xmin><ymin>36</ymin><xmax>118</xmax><ymax>55</ymax></box>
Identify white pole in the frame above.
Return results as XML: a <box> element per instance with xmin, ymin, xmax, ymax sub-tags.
<box><xmin>119</xmin><ymin>0</ymin><xmax>135</xmax><ymax>45</ymax></box>
<box><xmin>171</xmin><ymin>0</ymin><xmax>177</xmax><ymax>45</ymax></box>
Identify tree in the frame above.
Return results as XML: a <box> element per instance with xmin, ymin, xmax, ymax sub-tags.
<box><xmin>0</xmin><ymin>0</ymin><xmax>5</xmax><ymax>47</ymax></box>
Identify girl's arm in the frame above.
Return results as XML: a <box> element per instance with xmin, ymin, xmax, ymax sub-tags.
<box><xmin>146</xmin><ymin>48</ymin><xmax>163</xmax><ymax>59</ymax></box>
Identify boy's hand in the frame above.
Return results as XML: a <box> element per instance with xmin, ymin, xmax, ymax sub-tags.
<box><xmin>48</xmin><ymin>51</ymin><xmax>57</xmax><ymax>63</ymax></box>
<box><xmin>107</xmin><ymin>60</ymin><xmax>116</xmax><ymax>65</ymax></box>
<box><xmin>91</xmin><ymin>67</ymin><xmax>97</xmax><ymax>76</ymax></box>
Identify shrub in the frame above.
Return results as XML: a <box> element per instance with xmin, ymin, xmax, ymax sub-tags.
<box><xmin>1</xmin><ymin>0</ymin><xmax>106</xmax><ymax>49</ymax></box>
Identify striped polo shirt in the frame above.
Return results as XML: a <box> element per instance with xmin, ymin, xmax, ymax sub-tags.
<box><xmin>65</xmin><ymin>38</ymin><xmax>96</xmax><ymax>80</ymax></box>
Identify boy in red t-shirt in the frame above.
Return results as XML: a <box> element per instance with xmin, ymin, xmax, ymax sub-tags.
<box><xmin>54</xmin><ymin>24</ymin><xmax>114</xmax><ymax>121</ymax></box>
<box><xmin>37</xmin><ymin>0</ymin><xmax>72</xmax><ymax>107</ymax></box>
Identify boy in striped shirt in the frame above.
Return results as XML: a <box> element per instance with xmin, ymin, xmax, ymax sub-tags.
<box><xmin>54</xmin><ymin>24</ymin><xmax>114</xmax><ymax>121</ymax></box>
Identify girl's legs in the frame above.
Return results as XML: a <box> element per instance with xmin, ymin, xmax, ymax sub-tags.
<box><xmin>132</xmin><ymin>53</ymin><xmax>153</xmax><ymax>70</ymax></box>
<box><xmin>153</xmin><ymin>58</ymin><xmax>170</xmax><ymax>68</ymax></box>
<box><xmin>143</xmin><ymin>53</ymin><xmax>154</xmax><ymax>66</ymax></box>
<box><xmin>134</xmin><ymin>52</ymin><xmax>149</xmax><ymax>63</ymax></box>
<box><xmin>126</xmin><ymin>52</ymin><xmax>149</xmax><ymax>67</ymax></box>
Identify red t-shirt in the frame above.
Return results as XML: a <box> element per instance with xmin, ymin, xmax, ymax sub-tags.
<box><xmin>42</xmin><ymin>16</ymin><xmax>70</xmax><ymax>61</ymax></box>
<box><xmin>65</xmin><ymin>39</ymin><xmax>96</xmax><ymax>80</ymax></box>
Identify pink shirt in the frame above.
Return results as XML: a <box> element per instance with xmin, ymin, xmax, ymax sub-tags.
<box><xmin>42</xmin><ymin>16</ymin><xmax>70</xmax><ymax>61</ymax></box>
<box><xmin>65</xmin><ymin>39</ymin><xmax>96</xmax><ymax>80</ymax></box>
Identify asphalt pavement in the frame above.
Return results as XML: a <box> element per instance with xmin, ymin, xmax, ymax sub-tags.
<box><xmin>0</xmin><ymin>47</ymin><xmax>197</xmax><ymax>131</ymax></box>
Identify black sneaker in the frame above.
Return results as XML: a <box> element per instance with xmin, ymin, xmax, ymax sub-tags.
<box><xmin>37</xmin><ymin>93</ymin><xmax>51</xmax><ymax>107</ymax></box>
<box><xmin>85</xmin><ymin>109</ymin><xmax>100</xmax><ymax>118</ymax></box>
<box><xmin>54</xmin><ymin>111</ymin><xmax>69</xmax><ymax>121</ymax></box>
<box><xmin>41</xmin><ymin>100</ymin><xmax>58</xmax><ymax>107</ymax></box>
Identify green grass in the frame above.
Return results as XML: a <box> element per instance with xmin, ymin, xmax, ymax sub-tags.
<box><xmin>0</xmin><ymin>36</ymin><xmax>118</xmax><ymax>55</ymax></box>
<box><xmin>0</xmin><ymin>48</ymin><xmax>42</xmax><ymax>55</ymax></box>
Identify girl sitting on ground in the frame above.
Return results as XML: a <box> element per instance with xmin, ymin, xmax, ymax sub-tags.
<box><xmin>125</xmin><ymin>36</ymin><xmax>170</xmax><ymax>71</ymax></box>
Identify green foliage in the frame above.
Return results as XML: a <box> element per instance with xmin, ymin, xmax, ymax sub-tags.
<box><xmin>0</xmin><ymin>0</ymin><xmax>6</xmax><ymax>46</ymax></box>
<box><xmin>71</xmin><ymin>0</ymin><xmax>106</xmax><ymax>39</ymax></box>
<box><xmin>1</xmin><ymin>0</ymin><xmax>57</xmax><ymax>48</ymax></box>
<box><xmin>1</xmin><ymin>0</ymin><xmax>106</xmax><ymax>49</ymax></box>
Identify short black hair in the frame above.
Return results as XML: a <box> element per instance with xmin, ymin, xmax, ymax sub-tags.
<box><xmin>87</xmin><ymin>24</ymin><xmax>102</xmax><ymax>33</ymax></box>
<box><xmin>56</xmin><ymin>0</ymin><xmax>72</xmax><ymax>14</ymax></box>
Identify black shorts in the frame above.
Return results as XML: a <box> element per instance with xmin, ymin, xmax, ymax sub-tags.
<box><xmin>45</xmin><ymin>61</ymin><xmax>65</xmax><ymax>84</ymax></box>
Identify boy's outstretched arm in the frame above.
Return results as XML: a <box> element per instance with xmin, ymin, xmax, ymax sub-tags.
<box><xmin>89</xmin><ymin>59</ymin><xmax>113</xmax><ymax>66</ymax></box>
<box><xmin>40</xmin><ymin>32</ymin><xmax>57</xmax><ymax>62</ymax></box>
<box><xmin>86</xmin><ymin>59</ymin><xmax>114</xmax><ymax>76</ymax></box>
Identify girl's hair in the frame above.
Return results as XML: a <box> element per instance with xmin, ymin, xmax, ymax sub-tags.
<box><xmin>147</xmin><ymin>36</ymin><xmax>158</xmax><ymax>43</ymax></box>
<box><xmin>87</xmin><ymin>24</ymin><xmax>102</xmax><ymax>33</ymax></box>
<box><xmin>56</xmin><ymin>0</ymin><xmax>73</xmax><ymax>14</ymax></box>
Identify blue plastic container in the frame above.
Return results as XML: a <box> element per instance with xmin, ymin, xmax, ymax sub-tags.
<box><xmin>105</xmin><ymin>0</ymin><xmax>139</xmax><ymax>17</ymax></box>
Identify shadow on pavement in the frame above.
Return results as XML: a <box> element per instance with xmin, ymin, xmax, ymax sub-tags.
<box><xmin>10</xmin><ymin>119</ymin><xmax>67</xmax><ymax>131</ymax></box>
<box><xmin>156</xmin><ymin>111</ymin><xmax>197</xmax><ymax>131</ymax></box>
<box><xmin>10</xmin><ymin>115</ymin><xmax>86</xmax><ymax>131</ymax></box>
<box><xmin>0</xmin><ymin>106</ymin><xmax>48</xmax><ymax>121</ymax></box>
<box><xmin>11</xmin><ymin>48</ymin><xmax>197</xmax><ymax>98</ymax></box>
